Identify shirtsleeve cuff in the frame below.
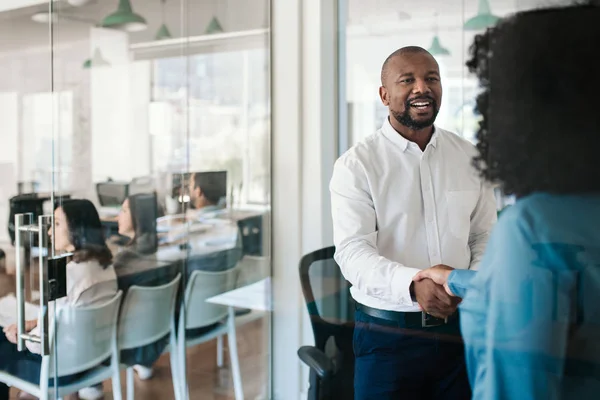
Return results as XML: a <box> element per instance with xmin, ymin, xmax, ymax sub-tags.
<box><xmin>390</xmin><ymin>266</ymin><xmax>422</xmax><ymax>306</ymax></box>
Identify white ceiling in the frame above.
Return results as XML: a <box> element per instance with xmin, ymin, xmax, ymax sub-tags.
<box><xmin>0</xmin><ymin>0</ymin><xmax>268</xmax><ymax>54</ymax></box>
<box><xmin>0</xmin><ymin>0</ymin><xmax>578</xmax><ymax>54</ymax></box>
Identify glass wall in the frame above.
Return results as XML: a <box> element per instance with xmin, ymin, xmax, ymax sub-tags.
<box><xmin>0</xmin><ymin>0</ymin><xmax>270</xmax><ymax>399</ymax></box>
<box><xmin>341</xmin><ymin>0</ymin><xmax>575</xmax><ymax>149</ymax></box>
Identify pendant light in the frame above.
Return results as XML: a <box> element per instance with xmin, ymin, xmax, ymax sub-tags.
<box><xmin>205</xmin><ymin>2</ymin><xmax>224</xmax><ymax>35</ymax></box>
<box><xmin>101</xmin><ymin>0</ymin><xmax>147</xmax><ymax>32</ymax></box>
<box><xmin>464</xmin><ymin>0</ymin><xmax>500</xmax><ymax>31</ymax></box>
<box><xmin>427</xmin><ymin>12</ymin><xmax>450</xmax><ymax>56</ymax></box>
<box><xmin>83</xmin><ymin>48</ymin><xmax>110</xmax><ymax>69</ymax></box>
<box><xmin>205</xmin><ymin>16</ymin><xmax>224</xmax><ymax>34</ymax></box>
<box><xmin>155</xmin><ymin>0</ymin><xmax>172</xmax><ymax>40</ymax></box>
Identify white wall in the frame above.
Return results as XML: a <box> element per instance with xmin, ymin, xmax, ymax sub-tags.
<box><xmin>271</xmin><ymin>0</ymin><xmax>338</xmax><ymax>398</ymax></box>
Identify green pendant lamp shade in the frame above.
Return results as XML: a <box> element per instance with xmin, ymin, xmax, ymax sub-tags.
<box><xmin>102</xmin><ymin>0</ymin><xmax>147</xmax><ymax>32</ymax></box>
<box><xmin>464</xmin><ymin>0</ymin><xmax>500</xmax><ymax>31</ymax></box>
<box><xmin>83</xmin><ymin>48</ymin><xmax>110</xmax><ymax>69</ymax></box>
<box><xmin>205</xmin><ymin>16</ymin><xmax>224</xmax><ymax>34</ymax></box>
<box><xmin>156</xmin><ymin>23</ymin><xmax>172</xmax><ymax>40</ymax></box>
<box><xmin>155</xmin><ymin>0</ymin><xmax>172</xmax><ymax>40</ymax></box>
<box><xmin>427</xmin><ymin>35</ymin><xmax>450</xmax><ymax>56</ymax></box>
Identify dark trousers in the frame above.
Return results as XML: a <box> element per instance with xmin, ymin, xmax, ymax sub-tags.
<box><xmin>353</xmin><ymin>309</ymin><xmax>471</xmax><ymax>400</ymax></box>
<box><xmin>0</xmin><ymin>328</ymin><xmax>43</xmax><ymax>400</ymax></box>
<box><xmin>0</xmin><ymin>327</ymin><xmax>87</xmax><ymax>400</ymax></box>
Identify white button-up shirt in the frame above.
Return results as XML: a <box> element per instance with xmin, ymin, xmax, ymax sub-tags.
<box><xmin>330</xmin><ymin>118</ymin><xmax>497</xmax><ymax>312</ymax></box>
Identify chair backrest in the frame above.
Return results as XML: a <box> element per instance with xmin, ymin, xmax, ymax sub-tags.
<box><xmin>47</xmin><ymin>291</ymin><xmax>122</xmax><ymax>377</ymax></box>
<box><xmin>183</xmin><ymin>266</ymin><xmax>241</xmax><ymax>329</ymax></box>
<box><xmin>299</xmin><ymin>246</ymin><xmax>355</xmax><ymax>349</ymax></box>
<box><xmin>237</xmin><ymin>214</ymin><xmax>263</xmax><ymax>256</ymax></box>
<box><xmin>118</xmin><ymin>273</ymin><xmax>181</xmax><ymax>350</ymax></box>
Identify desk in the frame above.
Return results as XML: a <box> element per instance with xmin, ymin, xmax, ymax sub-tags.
<box><xmin>206</xmin><ymin>278</ymin><xmax>270</xmax><ymax>400</ymax></box>
<box><xmin>206</xmin><ymin>277</ymin><xmax>271</xmax><ymax>312</ymax></box>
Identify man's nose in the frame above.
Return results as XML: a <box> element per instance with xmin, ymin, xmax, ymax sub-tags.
<box><xmin>412</xmin><ymin>79</ymin><xmax>431</xmax><ymax>95</ymax></box>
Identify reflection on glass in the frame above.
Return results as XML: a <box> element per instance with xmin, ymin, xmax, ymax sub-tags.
<box><xmin>0</xmin><ymin>0</ymin><xmax>270</xmax><ymax>399</ymax></box>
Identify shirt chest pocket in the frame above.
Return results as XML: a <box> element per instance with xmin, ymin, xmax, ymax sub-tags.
<box><xmin>446</xmin><ymin>190</ymin><xmax>479</xmax><ymax>240</ymax></box>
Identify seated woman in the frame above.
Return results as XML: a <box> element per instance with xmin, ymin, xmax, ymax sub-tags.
<box><xmin>113</xmin><ymin>193</ymin><xmax>158</xmax><ymax>258</ymax></box>
<box><xmin>112</xmin><ymin>194</ymin><xmax>162</xmax><ymax>381</ymax></box>
<box><xmin>0</xmin><ymin>199</ymin><xmax>117</xmax><ymax>400</ymax></box>
<box><xmin>413</xmin><ymin>4</ymin><xmax>600</xmax><ymax>399</ymax></box>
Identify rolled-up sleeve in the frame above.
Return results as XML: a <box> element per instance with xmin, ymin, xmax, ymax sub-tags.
<box><xmin>330</xmin><ymin>157</ymin><xmax>420</xmax><ymax>306</ymax></box>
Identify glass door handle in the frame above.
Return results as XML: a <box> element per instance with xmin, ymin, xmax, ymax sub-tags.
<box><xmin>14</xmin><ymin>214</ymin><xmax>54</xmax><ymax>356</ymax></box>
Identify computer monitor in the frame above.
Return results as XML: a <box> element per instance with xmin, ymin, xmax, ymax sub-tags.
<box><xmin>129</xmin><ymin>176</ymin><xmax>155</xmax><ymax>196</ymax></box>
<box><xmin>129</xmin><ymin>192</ymin><xmax>158</xmax><ymax>254</ymax></box>
<box><xmin>96</xmin><ymin>181</ymin><xmax>129</xmax><ymax>207</ymax></box>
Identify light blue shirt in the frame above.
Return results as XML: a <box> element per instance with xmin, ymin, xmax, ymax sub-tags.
<box><xmin>448</xmin><ymin>193</ymin><xmax>600</xmax><ymax>399</ymax></box>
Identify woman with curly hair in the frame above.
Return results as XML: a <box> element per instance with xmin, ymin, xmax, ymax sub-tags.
<box><xmin>413</xmin><ymin>2</ymin><xmax>600</xmax><ymax>399</ymax></box>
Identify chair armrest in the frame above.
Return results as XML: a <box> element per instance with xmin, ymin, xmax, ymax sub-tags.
<box><xmin>297</xmin><ymin>346</ymin><xmax>334</xmax><ymax>379</ymax></box>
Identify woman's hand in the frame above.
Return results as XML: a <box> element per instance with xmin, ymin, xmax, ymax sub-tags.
<box><xmin>3</xmin><ymin>324</ymin><xmax>18</xmax><ymax>344</ymax></box>
<box><xmin>25</xmin><ymin>319</ymin><xmax>38</xmax><ymax>331</ymax></box>
<box><xmin>3</xmin><ymin>320</ymin><xmax>38</xmax><ymax>344</ymax></box>
<box><xmin>413</xmin><ymin>265</ymin><xmax>456</xmax><ymax>297</ymax></box>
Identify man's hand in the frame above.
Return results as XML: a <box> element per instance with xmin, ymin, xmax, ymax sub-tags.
<box><xmin>412</xmin><ymin>278</ymin><xmax>461</xmax><ymax>319</ymax></box>
<box><xmin>413</xmin><ymin>264</ymin><xmax>455</xmax><ymax>297</ymax></box>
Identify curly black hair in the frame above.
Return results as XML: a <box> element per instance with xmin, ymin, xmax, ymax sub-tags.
<box><xmin>467</xmin><ymin>2</ymin><xmax>600</xmax><ymax>197</ymax></box>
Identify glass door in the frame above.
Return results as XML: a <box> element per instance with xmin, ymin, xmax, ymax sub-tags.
<box><xmin>1</xmin><ymin>0</ymin><xmax>272</xmax><ymax>399</ymax></box>
<box><xmin>0</xmin><ymin>0</ymin><xmax>68</xmax><ymax>398</ymax></box>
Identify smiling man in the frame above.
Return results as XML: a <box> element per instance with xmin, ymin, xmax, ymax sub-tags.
<box><xmin>330</xmin><ymin>47</ymin><xmax>497</xmax><ymax>399</ymax></box>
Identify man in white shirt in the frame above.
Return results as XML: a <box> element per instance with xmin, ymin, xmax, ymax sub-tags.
<box><xmin>330</xmin><ymin>47</ymin><xmax>497</xmax><ymax>399</ymax></box>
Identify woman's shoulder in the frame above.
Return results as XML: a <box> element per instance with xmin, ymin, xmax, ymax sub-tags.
<box><xmin>67</xmin><ymin>259</ymin><xmax>117</xmax><ymax>281</ymax></box>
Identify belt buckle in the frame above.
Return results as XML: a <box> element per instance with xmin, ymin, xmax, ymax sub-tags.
<box><xmin>421</xmin><ymin>312</ymin><xmax>447</xmax><ymax>328</ymax></box>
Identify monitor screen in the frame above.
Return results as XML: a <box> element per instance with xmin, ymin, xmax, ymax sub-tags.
<box><xmin>129</xmin><ymin>192</ymin><xmax>158</xmax><ymax>254</ymax></box>
<box><xmin>96</xmin><ymin>181</ymin><xmax>129</xmax><ymax>207</ymax></box>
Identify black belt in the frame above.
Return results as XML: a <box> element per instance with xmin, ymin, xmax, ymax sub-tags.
<box><xmin>356</xmin><ymin>303</ymin><xmax>457</xmax><ymax>328</ymax></box>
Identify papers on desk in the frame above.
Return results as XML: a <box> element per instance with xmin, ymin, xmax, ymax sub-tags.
<box><xmin>206</xmin><ymin>277</ymin><xmax>271</xmax><ymax>312</ymax></box>
<box><xmin>0</xmin><ymin>294</ymin><xmax>40</xmax><ymax>327</ymax></box>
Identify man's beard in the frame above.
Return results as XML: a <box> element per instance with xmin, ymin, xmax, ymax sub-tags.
<box><xmin>391</xmin><ymin>97</ymin><xmax>439</xmax><ymax>130</ymax></box>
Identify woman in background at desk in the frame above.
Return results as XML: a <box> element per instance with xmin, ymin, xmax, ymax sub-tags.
<box><xmin>413</xmin><ymin>5</ymin><xmax>600</xmax><ymax>399</ymax></box>
<box><xmin>114</xmin><ymin>194</ymin><xmax>157</xmax><ymax>256</ymax></box>
<box><xmin>111</xmin><ymin>194</ymin><xmax>163</xmax><ymax>383</ymax></box>
<box><xmin>0</xmin><ymin>199</ymin><xmax>117</xmax><ymax>400</ymax></box>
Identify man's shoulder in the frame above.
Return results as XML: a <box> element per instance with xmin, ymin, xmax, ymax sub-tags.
<box><xmin>337</xmin><ymin>129</ymin><xmax>386</xmax><ymax>166</ymax></box>
<box><xmin>437</xmin><ymin>127</ymin><xmax>477</xmax><ymax>154</ymax></box>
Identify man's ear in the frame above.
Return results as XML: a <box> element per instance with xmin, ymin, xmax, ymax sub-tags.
<box><xmin>379</xmin><ymin>86</ymin><xmax>389</xmax><ymax>106</ymax></box>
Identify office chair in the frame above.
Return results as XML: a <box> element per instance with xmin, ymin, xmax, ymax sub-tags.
<box><xmin>298</xmin><ymin>246</ymin><xmax>355</xmax><ymax>400</ymax></box>
<box><xmin>237</xmin><ymin>214</ymin><xmax>263</xmax><ymax>256</ymax></box>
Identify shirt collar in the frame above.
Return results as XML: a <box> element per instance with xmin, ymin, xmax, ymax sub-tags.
<box><xmin>381</xmin><ymin>117</ymin><xmax>439</xmax><ymax>151</ymax></box>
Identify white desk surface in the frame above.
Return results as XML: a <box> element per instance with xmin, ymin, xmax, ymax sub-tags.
<box><xmin>206</xmin><ymin>277</ymin><xmax>271</xmax><ymax>312</ymax></box>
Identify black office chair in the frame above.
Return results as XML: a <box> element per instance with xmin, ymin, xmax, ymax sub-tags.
<box><xmin>298</xmin><ymin>246</ymin><xmax>355</xmax><ymax>400</ymax></box>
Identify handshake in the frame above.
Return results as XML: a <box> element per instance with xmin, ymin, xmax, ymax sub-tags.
<box><xmin>411</xmin><ymin>264</ymin><xmax>459</xmax><ymax>319</ymax></box>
